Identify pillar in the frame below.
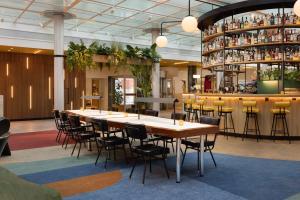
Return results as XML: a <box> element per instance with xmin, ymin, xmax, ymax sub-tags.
<box><xmin>151</xmin><ymin>30</ymin><xmax>160</xmax><ymax>111</ymax></box>
<box><xmin>53</xmin><ymin>14</ymin><xmax>64</xmax><ymax>111</ymax></box>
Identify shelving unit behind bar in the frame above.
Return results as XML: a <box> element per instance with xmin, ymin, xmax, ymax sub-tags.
<box><xmin>198</xmin><ymin>0</ymin><xmax>300</xmax><ymax>94</ymax></box>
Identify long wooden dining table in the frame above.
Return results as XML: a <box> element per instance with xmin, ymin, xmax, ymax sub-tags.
<box><xmin>67</xmin><ymin>109</ymin><xmax>219</xmax><ymax>183</ymax></box>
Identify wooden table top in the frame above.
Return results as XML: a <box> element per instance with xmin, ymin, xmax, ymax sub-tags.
<box><xmin>67</xmin><ymin>110</ymin><xmax>219</xmax><ymax>138</ymax></box>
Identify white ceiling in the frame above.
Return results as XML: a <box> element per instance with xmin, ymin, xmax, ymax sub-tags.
<box><xmin>0</xmin><ymin>0</ymin><xmax>242</xmax><ymax>48</ymax></box>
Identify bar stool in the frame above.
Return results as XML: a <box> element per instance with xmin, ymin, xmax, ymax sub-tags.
<box><xmin>184</xmin><ymin>98</ymin><xmax>195</xmax><ymax>122</ymax></box>
<box><xmin>191</xmin><ymin>99</ymin><xmax>203</xmax><ymax>122</ymax></box>
<box><xmin>270</xmin><ymin>101</ymin><xmax>291</xmax><ymax>143</ymax></box>
<box><xmin>201</xmin><ymin>100</ymin><xmax>215</xmax><ymax>117</ymax></box>
<box><xmin>242</xmin><ymin>101</ymin><xmax>260</xmax><ymax>142</ymax></box>
<box><xmin>213</xmin><ymin>100</ymin><xmax>235</xmax><ymax>138</ymax></box>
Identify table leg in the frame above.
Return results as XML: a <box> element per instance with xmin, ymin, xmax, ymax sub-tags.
<box><xmin>88</xmin><ymin>140</ymin><xmax>92</xmax><ymax>151</ymax></box>
<box><xmin>200</xmin><ymin>134</ymin><xmax>204</xmax><ymax>176</ymax></box>
<box><xmin>176</xmin><ymin>138</ymin><xmax>181</xmax><ymax>183</ymax></box>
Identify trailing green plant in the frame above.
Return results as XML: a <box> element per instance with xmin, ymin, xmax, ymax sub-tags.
<box><xmin>66</xmin><ymin>39</ymin><xmax>97</xmax><ymax>71</ymax></box>
<box><xmin>285</xmin><ymin>70</ymin><xmax>300</xmax><ymax>81</ymax></box>
<box><xmin>129</xmin><ymin>64</ymin><xmax>152</xmax><ymax>97</ymax></box>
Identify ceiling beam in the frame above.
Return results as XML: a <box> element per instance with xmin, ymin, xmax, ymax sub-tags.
<box><xmin>13</xmin><ymin>0</ymin><xmax>35</xmax><ymax>24</ymax></box>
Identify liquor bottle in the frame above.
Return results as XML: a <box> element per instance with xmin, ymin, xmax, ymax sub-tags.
<box><xmin>245</xmin><ymin>17</ymin><xmax>249</xmax><ymax>28</ymax></box>
<box><xmin>270</xmin><ymin>13</ymin><xmax>275</xmax><ymax>25</ymax></box>
<box><xmin>240</xmin><ymin>17</ymin><xmax>244</xmax><ymax>29</ymax></box>
<box><xmin>252</xmin><ymin>16</ymin><xmax>257</xmax><ymax>27</ymax></box>
<box><xmin>225</xmin><ymin>20</ymin><xmax>228</xmax><ymax>31</ymax></box>
<box><xmin>232</xmin><ymin>18</ymin><xmax>236</xmax><ymax>30</ymax></box>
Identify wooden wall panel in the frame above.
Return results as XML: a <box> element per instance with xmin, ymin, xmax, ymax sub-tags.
<box><xmin>0</xmin><ymin>52</ymin><xmax>85</xmax><ymax>120</ymax></box>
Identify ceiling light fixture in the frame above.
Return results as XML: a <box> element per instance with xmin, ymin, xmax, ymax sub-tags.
<box><xmin>181</xmin><ymin>0</ymin><xmax>198</xmax><ymax>32</ymax></box>
<box><xmin>156</xmin><ymin>20</ymin><xmax>181</xmax><ymax>48</ymax></box>
<box><xmin>294</xmin><ymin>0</ymin><xmax>300</xmax><ymax>17</ymax></box>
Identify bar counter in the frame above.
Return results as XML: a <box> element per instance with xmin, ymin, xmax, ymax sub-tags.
<box><xmin>182</xmin><ymin>93</ymin><xmax>300</xmax><ymax>138</ymax></box>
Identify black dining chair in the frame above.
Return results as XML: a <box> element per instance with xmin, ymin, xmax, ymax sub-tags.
<box><xmin>144</xmin><ymin>109</ymin><xmax>159</xmax><ymax>117</ymax></box>
<box><xmin>125</xmin><ymin>124</ymin><xmax>170</xmax><ymax>184</ymax></box>
<box><xmin>53</xmin><ymin>110</ymin><xmax>64</xmax><ymax>142</ymax></box>
<box><xmin>0</xmin><ymin>117</ymin><xmax>10</xmax><ymax>157</ymax></box>
<box><xmin>69</xmin><ymin>115</ymin><xmax>95</xmax><ymax>158</ymax></box>
<box><xmin>151</xmin><ymin>113</ymin><xmax>186</xmax><ymax>152</ymax></box>
<box><xmin>181</xmin><ymin>116</ymin><xmax>220</xmax><ymax>170</ymax></box>
<box><xmin>92</xmin><ymin>119</ymin><xmax>130</xmax><ymax>168</ymax></box>
<box><xmin>60</xmin><ymin>112</ymin><xmax>72</xmax><ymax>148</ymax></box>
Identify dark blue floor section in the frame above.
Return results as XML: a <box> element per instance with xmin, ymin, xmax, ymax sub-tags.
<box><xmin>20</xmin><ymin>153</ymin><xmax>300</xmax><ymax>200</ymax></box>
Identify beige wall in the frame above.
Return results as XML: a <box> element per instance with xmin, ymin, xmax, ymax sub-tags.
<box><xmin>161</xmin><ymin>65</ymin><xmax>188</xmax><ymax>99</ymax></box>
<box><xmin>85</xmin><ymin>67</ymin><xmax>133</xmax><ymax>110</ymax></box>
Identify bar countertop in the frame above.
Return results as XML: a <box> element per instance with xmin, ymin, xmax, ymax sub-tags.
<box><xmin>182</xmin><ymin>93</ymin><xmax>300</xmax><ymax>98</ymax></box>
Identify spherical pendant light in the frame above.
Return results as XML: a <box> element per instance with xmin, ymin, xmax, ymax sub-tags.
<box><xmin>181</xmin><ymin>16</ymin><xmax>198</xmax><ymax>32</ymax></box>
<box><xmin>294</xmin><ymin>0</ymin><xmax>300</xmax><ymax>17</ymax></box>
<box><xmin>156</xmin><ymin>35</ymin><xmax>168</xmax><ymax>48</ymax></box>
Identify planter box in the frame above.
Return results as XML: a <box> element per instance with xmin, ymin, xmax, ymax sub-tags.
<box><xmin>93</xmin><ymin>55</ymin><xmax>152</xmax><ymax>65</ymax></box>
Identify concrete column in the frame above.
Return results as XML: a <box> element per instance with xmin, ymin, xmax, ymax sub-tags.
<box><xmin>53</xmin><ymin>15</ymin><xmax>64</xmax><ymax>111</ymax></box>
<box><xmin>151</xmin><ymin>30</ymin><xmax>160</xmax><ymax>111</ymax></box>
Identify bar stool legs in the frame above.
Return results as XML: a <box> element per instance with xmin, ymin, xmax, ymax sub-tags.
<box><xmin>270</xmin><ymin>113</ymin><xmax>291</xmax><ymax>144</ymax></box>
<box><xmin>219</xmin><ymin>112</ymin><xmax>235</xmax><ymax>139</ymax></box>
<box><xmin>243</xmin><ymin>113</ymin><xmax>261</xmax><ymax>142</ymax></box>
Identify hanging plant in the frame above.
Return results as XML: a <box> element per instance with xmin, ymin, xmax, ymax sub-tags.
<box><xmin>66</xmin><ymin>39</ymin><xmax>97</xmax><ymax>71</ymax></box>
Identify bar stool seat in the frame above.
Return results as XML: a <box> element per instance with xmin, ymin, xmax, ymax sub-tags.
<box><xmin>271</xmin><ymin>109</ymin><xmax>290</xmax><ymax>114</ymax></box>
<box><xmin>242</xmin><ymin>107</ymin><xmax>259</xmax><ymax>113</ymax></box>
<box><xmin>219</xmin><ymin>107</ymin><xmax>233</xmax><ymax>113</ymax></box>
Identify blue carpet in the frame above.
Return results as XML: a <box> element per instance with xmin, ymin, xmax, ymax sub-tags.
<box><xmin>8</xmin><ymin>153</ymin><xmax>300</xmax><ymax>200</ymax></box>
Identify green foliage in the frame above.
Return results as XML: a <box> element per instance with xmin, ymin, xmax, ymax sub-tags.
<box><xmin>66</xmin><ymin>39</ymin><xmax>97</xmax><ymax>71</ymax></box>
<box><xmin>285</xmin><ymin>70</ymin><xmax>300</xmax><ymax>81</ymax></box>
<box><xmin>66</xmin><ymin>40</ymin><xmax>161</xmax><ymax>97</ymax></box>
<box><xmin>113</xmin><ymin>82</ymin><xmax>123</xmax><ymax>105</ymax></box>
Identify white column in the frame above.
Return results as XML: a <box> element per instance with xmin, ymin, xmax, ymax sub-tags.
<box><xmin>53</xmin><ymin>15</ymin><xmax>64</xmax><ymax>111</ymax></box>
<box><xmin>151</xmin><ymin>30</ymin><xmax>160</xmax><ymax>111</ymax></box>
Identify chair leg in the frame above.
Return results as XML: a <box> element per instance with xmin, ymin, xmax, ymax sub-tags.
<box><xmin>149</xmin><ymin>156</ymin><xmax>152</xmax><ymax>173</ymax></box>
<box><xmin>62</xmin><ymin>134</ymin><xmax>67</xmax><ymax>148</ymax></box>
<box><xmin>181</xmin><ymin>146</ymin><xmax>187</xmax><ymax>167</ymax></box>
<box><xmin>209</xmin><ymin>149</ymin><xmax>217</xmax><ymax>167</ymax></box>
<box><xmin>77</xmin><ymin>141</ymin><xmax>82</xmax><ymax>159</ymax></box>
<box><xmin>197</xmin><ymin>149</ymin><xmax>200</xmax><ymax>171</ymax></box>
<box><xmin>95</xmin><ymin>145</ymin><xmax>103</xmax><ymax>166</ymax></box>
<box><xmin>71</xmin><ymin>141</ymin><xmax>77</xmax><ymax>156</ymax></box>
<box><xmin>254</xmin><ymin>114</ymin><xmax>259</xmax><ymax>142</ymax></box>
<box><xmin>162</xmin><ymin>156</ymin><xmax>170</xmax><ymax>179</ymax></box>
<box><xmin>171</xmin><ymin>140</ymin><xmax>175</xmax><ymax>153</ymax></box>
<box><xmin>64</xmin><ymin>135</ymin><xmax>70</xmax><ymax>149</ymax></box>
<box><xmin>104</xmin><ymin>150</ymin><xmax>109</xmax><ymax>169</ymax></box>
<box><xmin>142</xmin><ymin>156</ymin><xmax>147</xmax><ymax>184</ymax></box>
<box><xmin>129</xmin><ymin>156</ymin><xmax>138</xmax><ymax>179</ymax></box>
<box><xmin>122</xmin><ymin>144</ymin><xmax>128</xmax><ymax>164</ymax></box>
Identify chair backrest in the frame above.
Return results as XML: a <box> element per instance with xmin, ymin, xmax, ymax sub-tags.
<box><xmin>171</xmin><ymin>113</ymin><xmax>187</xmax><ymax>121</ymax></box>
<box><xmin>0</xmin><ymin>118</ymin><xmax>10</xmax><ymax>156</ymax></box>
<box><xmin>53</xmin><ymin>110</ymin><xmax>60</xmax><ymax>119</ymax></box>
<box><xmin>144</xmin><ymin>109</ymin><xmax>159</xmax><ymax>117</ymax></box>
<box><xmin>0</xmin><ymin>117</ymin><xmax>10</xmax><ymax>136</ymax></box>
<box><xmin>60</xmin><ymin>112</ymin><xmax>69</xmax><ymax>122</ymax></box>
<box><xmin>69</xmin><ymin>115</ymin><xmax>81</xmax><ymax>128</ymax></box>
<box><xmin>125</xmin><ymin>124</ymin><xmax>148</xmax><ymax>143</ymax></box>
<box><xmin>92</xmin><ymin>119</ymin><xmax>109</xmax><ymax>133</ymax></box>
<box><xmin>199</xmin><ymin>116</ymin><xmax>220</xmax><ymax>126</ymax></box>
<box><xmin>199</xmin><ymin>116</ymin><xmax>220</xmax><ymax>149</ymax></box>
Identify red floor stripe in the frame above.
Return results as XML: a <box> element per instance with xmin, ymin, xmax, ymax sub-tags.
<box><xmin>9</xmin><ymin>130</ymin><xmax>63</xmax><ymax>151</ymax></box>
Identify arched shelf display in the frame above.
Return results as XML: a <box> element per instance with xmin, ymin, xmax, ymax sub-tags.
<box><xmin>198</xmin><ymin>0</ymin><xmax>300</xmax><ymax>94</ymax></box>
